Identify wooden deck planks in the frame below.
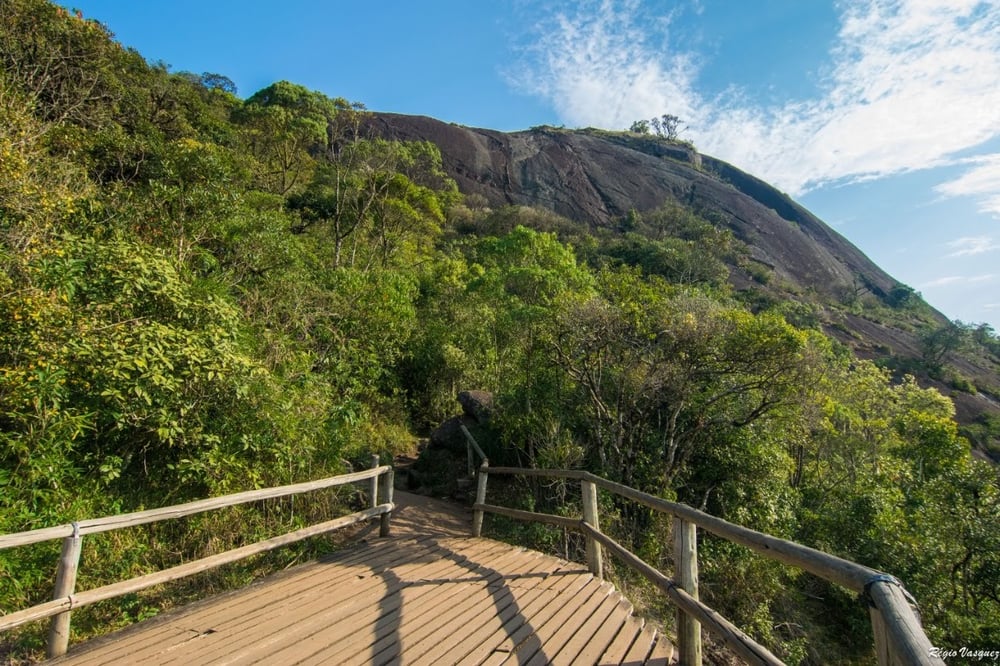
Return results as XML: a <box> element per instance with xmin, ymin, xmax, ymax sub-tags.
<box><xmin>169</xmin><ymin>539</ymin><xmax>513</xmax><ymax>665</ymax></box>
<box><xmin>53</xmin><ymin>494</ymin><xmax>675</xmax><ymax>665</ymax></box>
<box><xmin>61</xmin><ymin>537</ymin><xmax>419</xmax><ymax>666</ymax></box>
<box><xmin>361</xmin><ymin>552</ymin><xmax>555</xmax><ymax>665</ymax></box>
<box><xmin>302</xmin><ymin>545</ymin><xmax>545</xmax><ymax>666</ymax></box>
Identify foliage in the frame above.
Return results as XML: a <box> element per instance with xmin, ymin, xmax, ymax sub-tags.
<box><xmin>628</xmin><ymin>114</ymin><xmax>685</xmax><ymax>141</ymax></box>
<box><xmin>1</xmin><ymin>3</ymin><xmax>997</xmax><ymax>662</ymax></box>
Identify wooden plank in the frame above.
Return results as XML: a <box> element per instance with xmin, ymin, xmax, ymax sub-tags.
<box><xmin>457</xmin><ymin>565</ymin><xmax>591</xmax><ymax>665</ymax></box>
<box><xmin>312</xmin><ymin>543</ymin><xmax>544</xmax><ymax>666</ymax></box>
<box><xmin>423</xmin><ymin>562</ymin><xmax>580</xmax><ymax>665</ymax></box>
<box><xmin>620</xmin><ymin>625</ymin><xmax>659</xmax><ymax>665</ymax></box>
<box><xmin>348</xmin><ymin>553</ymin><xmax>536</xmax><ymax>664</ymax></box>
<box><xmin>59</xmin><ymin>537</ymin><xmax>418</xmax><ymax>666</ymax></box>
<box><xmin>231</xmin><ymin>538</ymin><xmax>516</xmax><ymax>665</ymax></box>
<box><xmin>480</xmin><ymin>575</ymin><xmax>602</xmax><ymax>665</ymax></box>
<box><xmin>646</xmin><ymin>631</ymin><xmax>677</xmax><ymax>665</ymax></box>
<box><xmin>367</xmin><ymin>557</ymin><xmax>547</xmax><ymax>665</ymax></box>
<box><xmin>545</xmin><ymin>584</ymin><xmax>626</xmax><ymax>665</ymax></box>
<box><xmin>401</xmin><ymin>551</ymin><xmax>558</xmax><ymax>665</ymax></box>
<box><xmin>523</xmin><ymin>580</ymin><xmax>615</xmax><ymax>665</ymax></box>
<box><xmin>62</xmin><ymin>535</ymin><xmax>462</xmax><ymax>666</ymax></box>
<box><xmin>599</xmin><ymin>616</ymin><xmax>646</xmax><ymax>666</ymax></box>
<box><xmin>565</xmin><ymin>596</ymin><xmax>637</xmax><ymax>665</ymax></box>
<box><xmin>176</xmin><ymin>538</ymin><xmax>513</xmax><ymax>666</ymax></box>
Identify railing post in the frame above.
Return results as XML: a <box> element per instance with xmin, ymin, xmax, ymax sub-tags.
<box><xmin>369</xmin><ymin>455</ymin><xmax>379</xmax><ymax>511</ymax></box>
<box><xmin>379</xmin><ymin>467</ymin><xmax>394</xmax><ymax>537</ymax></box>
<box><xmin>674</xmin><ymin>516</ymin><xmax>702</xmax><ymax>666</ymax></box>
<box><xmin>46</xmin><ymin>522</ymin><xmax>82</xmax><ymax>658</ymax></box>
<box><xmin>472</xmin><ymin>462</ymin><xmax>489</xmax><ymax>537</ymax></box>
<box><xmin>467</xmin><ymin>437</ymin><xmax>474</xmax><ymax>477</ymax></box>
<box><xmin>865</xmin><ymin>575</ymin><xmax>943</xmax><ymax>666</ymax></box>
<box><xmin>581</xmin><ymin>479</ymin><xmax>603</xmax><ymax>579</ymax></box>
<box><xmin>870</xmin><ymin>606</ymin><xmax>892</xmax><ymax>666</ymax></box>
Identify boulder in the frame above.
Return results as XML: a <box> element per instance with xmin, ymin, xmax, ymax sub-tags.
<box><xmin>429</xmin><ymin>415</ymin><xmax>476</xmax><ymax>453</ymax></box>
<box><xmin>457</xmin><ymin>390</ymin><xmax>493</xmax><ymax>424</ymax></box>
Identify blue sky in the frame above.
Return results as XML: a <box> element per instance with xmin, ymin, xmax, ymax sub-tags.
<box><xmin>63</xmin><ymin>0</ymin><xmax>1000</xmax><ymax>329</ymax></box>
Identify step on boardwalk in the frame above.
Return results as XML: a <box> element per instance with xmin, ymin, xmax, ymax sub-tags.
<box><xmin>52</xmin><ymin>492</ymin><xmax>675</xmax><ymax>665</ymax></box>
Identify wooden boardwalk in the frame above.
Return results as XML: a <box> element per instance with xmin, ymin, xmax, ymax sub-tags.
<box><xmin>52</xmin><ymin>492</ymin><xmax>675</xmax><ymax>665</ymax></box>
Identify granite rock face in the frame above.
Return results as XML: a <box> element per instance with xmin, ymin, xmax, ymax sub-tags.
<box><xmin>367</xmin><ymin>112</ymin><xmax>999</xmax><ymax>458</ymax></box>
<box><xmin>368</xmin><ymin>113</ymin><xmax>899</xmax><ymax>304</ymax></box>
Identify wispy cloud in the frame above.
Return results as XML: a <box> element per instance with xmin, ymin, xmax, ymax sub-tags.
<box><xmin>946</xmin><ymin>235</ymin><xmax>1000</xmax><ymax>257</ymax></box>
<box><xmin>935</xmin><ymin>154</ymin><xmax>1000</xmax><ymax>217</ymax></box>
<box><xmin>510</xmin><ymin>0</ymin><xmax>1000</xmax><ymax>200</ymax></box>
<box><xmin>921</xmin><ymin>273</ymin><xmax>996</xmax><ymax>288</ymax></box>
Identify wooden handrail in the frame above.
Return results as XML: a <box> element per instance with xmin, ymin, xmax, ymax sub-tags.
<box><xmin>0</xmin><ymin>465</ymin><xmax>395</xmax><ymax>658</ymax></box>
<box><xmin>0</xmin><ymin>466</ymin><xmax>392</xmax><ymax>550</ymax></box>
<box><xmin>476</xmin><ymin>466</ymin><xmax>943</xmax><ymax>666</ymax></box>
<box><xmin>0</xmin><ymin>504</ymin><xmax>392</xmax><ymax>633</ymax></box>
<box><xmin>486</xmin><ymin>466</ymin><xmax>878</xmax><ymax>590</ymax></box>
<box><xmin>460</xmin><ymin>424</ymin><xmax>489</xmax><ymax>477</ymax></box>
<box><xmin>580</xmin><ymin>523</ymin><xmax>784</xmax><ymax>666</ymax></box>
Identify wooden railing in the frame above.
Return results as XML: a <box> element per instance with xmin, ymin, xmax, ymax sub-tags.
<box><xmin>0</xmin><ymin>461</ymin><xmax>395</xmax><ymax>659</ymax></box>
<box><xmin>472</xmin><ymin>465</ymin><xmax>943</xmax><ymax>666</ymax></box>
<box><xmin>460</xmin><ymin>424</ymin><xmax>489</xmax><ymax>478</ymax></box>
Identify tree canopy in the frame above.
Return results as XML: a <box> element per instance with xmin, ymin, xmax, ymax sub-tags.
<box><xmin>1</xmin><ymin>2</ymin><xmax>997</xmax><ymax>662</ymax></box>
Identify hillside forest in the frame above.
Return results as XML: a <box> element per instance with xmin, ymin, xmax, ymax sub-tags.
<box><xmin>1</xmin><ymin>1</ymin><xmax>998</xmax><ymax>663</ymax></box>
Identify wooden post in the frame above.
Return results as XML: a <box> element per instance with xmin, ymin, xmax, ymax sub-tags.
<box><xmin>865</xmin><ymin>575</ymin><xmax>944</xmax><ymax>666</ymax></box>
<box><xmin>46</xmin><ymin>522</ymin><xmax>82</xmax><ymax>658</ymax></box>
<box><xmin>870</xmin><ymin>605</ymin><xmax>892</xmax><ymax>666</ymax></box>
<box><xmin>369</xmin><ymin>455</ymin><xmax>379</xmax><ymax>511</ymax></box>
<box><xmin>472</xmin><ymin>463</ymin><xmax>489</xmax><ymax>537</ymax></box>
<box><xmin>674</xmin><ymin>516</ymin><xmax>702</xmax><ymax>666</ymax></box>
<box><xmin>379</xmin><ymin>467</ymin><xmax>394</xmax><ymax>537</ymax></box>
<box><xmin>581</xmin><ymin>480</ymin><xmax>603</xmax><ymax>579</ymax></box>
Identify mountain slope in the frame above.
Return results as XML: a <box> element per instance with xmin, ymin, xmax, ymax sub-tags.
<box><xmin>370</xmin><ymin>114</ymin><xmax>899</xmax><ymax>302</ymax></box>
<box><xmin>368</xmin><ymin>112</ymin><xmax>1000</xmax><ymax>454</ymax></box>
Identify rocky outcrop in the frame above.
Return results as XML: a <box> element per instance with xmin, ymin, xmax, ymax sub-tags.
<box><xmin>367</xmin><ymin>114</ymin><xmax>900</xmax><ymax>304</ymax></box>
<box><xmin>457</xmin><ymin>390</ymin><xmax>493</xmax><ymax>424</ymax></box>
<box><xmin>367</xmin><ymin>113</ymin><xmax>999</xmax><ymax>455</ymax></box>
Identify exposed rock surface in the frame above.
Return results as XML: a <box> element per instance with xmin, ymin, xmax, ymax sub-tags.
<box><xmin>429</xmin><ymin>415</ymin><xmax>475</xmax><ymax>454</ymax></box>
<box><xmin>368</xmin><ymin>114</ymin><xmax>899</xmax><ymax>304</ymax></box>
<box><xmin>457</xmin><ymin>390</ymin><xmax>493</xmax><ymax>424</ymax></box>
<box><xmin>368</xmin><ymin>112</ymin><xmax>999</xmax><ymax>457</ymax></box>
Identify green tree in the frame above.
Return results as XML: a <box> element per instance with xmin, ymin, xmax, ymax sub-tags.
<box><xmin>549</xmin><ymin>268</ymin><xmax>811</xmax><ymax>488</ymax></box>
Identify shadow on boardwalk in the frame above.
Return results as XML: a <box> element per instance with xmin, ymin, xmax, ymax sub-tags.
<box><xmin>52</xmin><ymin>491</ymin><xmax>673</xmax><ymax>664</ymax></box>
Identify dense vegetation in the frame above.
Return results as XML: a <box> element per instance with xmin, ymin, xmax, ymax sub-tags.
<box><xmin>1</xmin><ymin>1</ymin><xmax>997</xmax><ymax>662</ymax></box>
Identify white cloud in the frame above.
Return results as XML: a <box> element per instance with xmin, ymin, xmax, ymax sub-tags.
<box><xmin>507</xmin><ymin>1</ymin><xmax>702</xmax><ymax>131</ymax></box>
<box><xmin>946</xmin><ymin>235</ymin><xmax>1000</xmax><ymax>256</ymax></box>
<box><xmin>921</xmin><ymin>273</ymin><xmax>996</xmax><ymax>287</ymax></box>
<box><xmin>511</xmin><ymin>0</ymin><xmax>1000</xmax><ymax>197</ymax></box>
<box><xmin>935</xmin><ymin>154</ymin><xmax>1000</xmax><ymax>217</ymax></box>
<box><xmin>922</xmin><ymin>276</ymin><xmax>965</xmax><ymax>287</ymax></box>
